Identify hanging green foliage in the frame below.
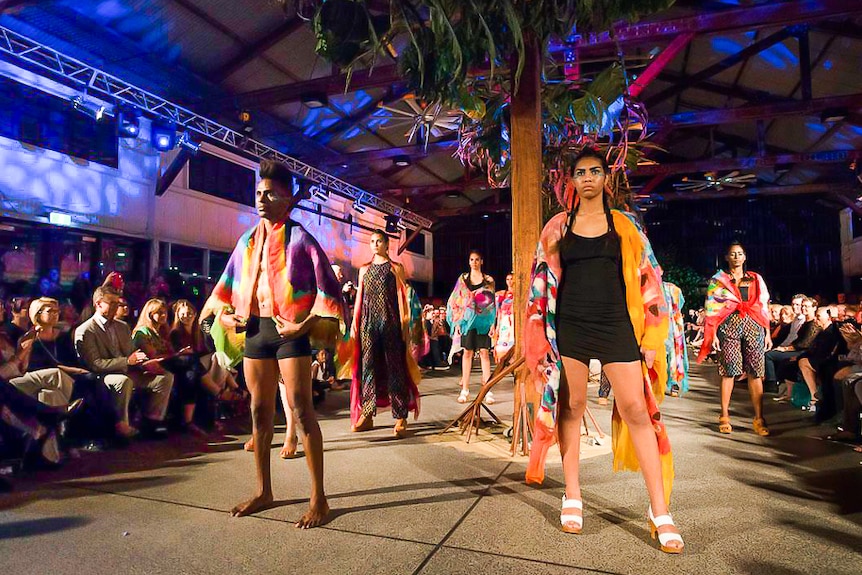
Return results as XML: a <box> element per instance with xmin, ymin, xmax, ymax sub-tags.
<box><xmin>294</xmin><ymin>0</ymin><xmax>676</xmax><ymax>194</ymax></box>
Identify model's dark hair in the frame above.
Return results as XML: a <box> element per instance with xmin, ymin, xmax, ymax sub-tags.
<box><xmin>726</xmin><ymin>241</ymin><xmax>745</xmax><ymax>255</ymax></box>
<box><xmin>572</xmin><ymin>147</ymin><xmax>610</xmax><ymax>174</ymax></box>
<box><xmin>370</xmin><ymin>229</ymin><xmax>390</xmax><ymax>244</ymax></box>
<box><xmin>259</xmin><ymin>159</ymin><xmax>294</xmax><ymax>192</ymax></box>
<box><xmin>468</xmin><ymin>249</ymin><xmax>483</xmax><ymax>259</ymax></box>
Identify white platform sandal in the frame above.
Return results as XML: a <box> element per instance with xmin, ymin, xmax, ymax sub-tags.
<box><xmin>457</xmin><ymin>388</ymin><xmax>469</xmax><ymax>403</ymax></box>
<box><xmin>560</xmin><ymin>495</ymin><xmax>583</xmax><ymax>534</ymax></box>
<box><xmin>648</xmin><ymin>506</ymin><xmax>684</xmax><ymax>554</ymax></box>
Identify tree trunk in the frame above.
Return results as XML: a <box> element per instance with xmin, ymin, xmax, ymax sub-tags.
<box><xmin>509</xmin><ymin>34</ymin><xmax>543</xmax><ymax>451</ymax></box>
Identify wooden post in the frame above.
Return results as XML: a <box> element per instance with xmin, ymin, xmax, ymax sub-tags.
<box><xmin>509</xmin><ymin>34</ymin><xmax>543</xmax><ymax>453</ymax></box>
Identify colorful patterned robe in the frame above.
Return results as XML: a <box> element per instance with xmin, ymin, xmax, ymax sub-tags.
<box><xmin>663</xmin><ymin>282</ymin><xmax>689</xmax><ymax>394</ymax></box>
<box><xmin>348</xmin><ymin>260</ymin><xmax>421</xmax><ymax>425</ymax></box>
<box><xmin>446</xmin><ymin>273</ymin><xmax>496</xmax><ymax>355</ymax></box>
<box><xmin>697</xmin><ymin>270</ymin><xmax>770</xmax><ymax>364</ymax></box>
<box><xmin>202</xmin><ymin>219</ymin><xmax>347</xmax><ymax>352</ymax></box>
<box><xmin>524</xmin><ymin>209</ymin><xmax>674</xmax><ymax>504</ymax></box>
<box><xmin>493</xmin><ymin>289</ymin><xmax>515</xmax><ymax>361</ymax></box>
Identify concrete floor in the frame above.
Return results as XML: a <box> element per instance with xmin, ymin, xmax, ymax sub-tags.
<box><xmin>1</xmin><ymin>361</ymin><xmax>861</xmax><ymax>575</ymax></box>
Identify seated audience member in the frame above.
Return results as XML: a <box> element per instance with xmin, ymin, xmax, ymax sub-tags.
<box><xmin>769</xmin><ymin>304</ymin><xmax>782</xmax><ymax>333</ymax></box>
<box><xmin>0</xmin><ymin>377</ymin><xmax>82</xmax><ymax>468</ymax></box>
<box><xmin>795</xmin><ymin>308</ymin><xmax>840</xmax><ymax>412</ymax></box>
<box><xmin>115</xmin><ymin>296</ymin><xmax>131</xmax><ymax>326</ymax></box>
<box><xmin>9</xmin><ymin>298</ymin><xmax>76</xmax><ymax>407</ymax></box>
<box><xmin>777</xmin><ymin>294</ymin><xmax>806</xmax><ymax>348</ymax></box>
<box><xmin>134</xmin><ymin>298</ymin><xmax>204</xmax><ymax>434</ymax></box>
<box><xmin>771</xmin><ymin>306</ymin><xmax>794</xmax><ymax>345</ymax></box>
<box><xmin>75</xmin><ymin>287</ymin><xmax>173</xmax><ymax>439</ymax></box>
<box><xmin>685</xmin><ymin>308</ymin><xmax>706</xmax><ymax>347</ymax></box>
<box><xmin>825</xmin><ymin>323</ymin><xmax>862</xmax><ymax>448</ymax></box>
<box><xmin>3</xmin><ymin>297</ymin><xmax>31</xmax><ymax>344</ymax></box>
<box><xmin>168</xmin><ymin>299</ymin><xmax>244</xmax><ymax>434</ymax></box>
<box><xmin>436</xmin><ymin>306</ymin><xmax>452</xmax><ymax>364</ymax></box>
<box><xmin>768</xmin><ymin>298</ymin><xmax>820</xmax><ymax>397</ymax></box>
<box><xmin>311</xmin><ymin>348</ymin><xmax>334</xmax><ymax>406</ymax></box>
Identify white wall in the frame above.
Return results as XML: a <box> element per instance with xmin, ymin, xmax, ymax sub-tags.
<box><xmin>0</xmin><ymin>61</ymin><xmax>432</xmax><ymax>286</ymax></box>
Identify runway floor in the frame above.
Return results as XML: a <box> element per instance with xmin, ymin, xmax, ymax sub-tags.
<box><xmin>2</xmin><ymin>360</ymin><xmax>861</xmax><ymax>575</ymax></box>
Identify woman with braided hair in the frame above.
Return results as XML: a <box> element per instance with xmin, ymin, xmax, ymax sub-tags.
<box><xmin>524</xmin><ymin>148</ymin><xmax>684</xmax><ymax>553</ymax></box>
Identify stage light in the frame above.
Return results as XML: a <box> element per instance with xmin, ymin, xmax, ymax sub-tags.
<box><xmin>353</xmin><ymin>197</ymin><xmax>367</xmax><ymax>214</ymax></box>
<box><xmin>301</xmin><ymin>92</ymin><xmax>328</xmax><ymax>108</ymax></box>
<box><xmin>71</xmin><ymin>95</ymin><xmax>106</xmax><ymax>121</ymax></box>
<box><xmin>177</xmin><ymin>132</ymin><xmax>200</xmax><ymax>154</ymax></box>
<box><xmin>311</xmin><ymin>185</ymin><xmax>329</xmax><ymax>203</ymax></box>
<box><xmin>393</xmin><ymin>155</ymin><xmax>411</xmax><ymax>167</ymax></box>
<box><xmin>151</xmin><ymin>120</ymin><xmax>177</xmax><ymax>151</ymax></box>
<box><xmin>396</xmin><ymin>218</ymin><xmax>408</xmax><ymax>231</ymax></box>
<box><xmin>117</xmin><ymin>108</ymin><xmax>140</xmax><ymax>138</ymax></box>
<box><xmin>821</xmin><ymin>108</ymin><xmax>847</xmax><ymax>123</ymax></box>
<box><xmin>385</xmin><ymin>215</ymin><xmax>400</xmax><ymax>233</ymax></box>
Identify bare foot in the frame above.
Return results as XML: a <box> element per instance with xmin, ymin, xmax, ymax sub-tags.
<box><xmin>280</xmin><ymin>436</ymin><xmax>299</xmax><ymax>459</ymax></box>
<box><xmin>230</xmin><ymin>492</ymin><xmax>273</xmax><ymax>517</ymax></box>
<box><xmin>295</xmin><ymin>499</ymin><xmax>330</xmax><ymax>529</ymax></box>
<box><xmin>243</xmin><ymin>437</ymin><xmax>254</xmax><ymax>452</ymax></box>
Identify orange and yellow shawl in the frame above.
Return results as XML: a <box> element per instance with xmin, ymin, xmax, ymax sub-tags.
<box><xmin>203</xmin><ymin>219</ymin><xmax>347</xmax><ymax>351</ymax></box>
<box><xmin>524</xmin><ymin>209</ymin><xmax>674</xmax><ymax>503</ymax></box>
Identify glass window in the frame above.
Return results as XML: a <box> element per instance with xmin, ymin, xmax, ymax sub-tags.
<box><xmin>58</xmin><ymin>234</ymin><xmax>94</xmax><ymax>288</ymax></box>
<box><xmin>188</xmin><ymin>152</ymin><xmax>256</xmax><ymax>207</ymax></box>
<box><xmin>0</xmin><ymin>225</ymin><xmax>40</xmax><ymax>295</ymax></box>
<box><xmin>170</xmin><ymin>244</ymin><xmax>205</xmax><ymax>276</ymax></box>
<box><xmin>209</xmin><ymin>250</ymin><xmax>230</xmax><ymax>280</ymax></box>
<box><xmin>405</xmin><ymin>232</ymin><xmax>426</xmax><ymax>256</ymax></box>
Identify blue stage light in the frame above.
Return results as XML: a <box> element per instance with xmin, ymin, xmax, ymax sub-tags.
<box><xmin>150</xmin><ymin>120</ymin><xmax>177</xmax><ymax>151</ymax></box>
<box><xmin>117</xmin><ymin>108</ymin><xmax>140</xmax><ymax>138</ymax></box>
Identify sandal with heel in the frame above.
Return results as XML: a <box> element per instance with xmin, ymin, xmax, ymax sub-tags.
<box><xmin>648</xmin><ymin>506</ymin><xmax>684</xmax><ymax>554</ymax></box>
<box><xmin>752</xmin><ymin>417</ymin><xmax>770</xmax><ymax>436</ymax></box>
<box><xmin>560</xmin><ymin>495</ymin><xmax>583</xmax><ymax>534</ymax></box>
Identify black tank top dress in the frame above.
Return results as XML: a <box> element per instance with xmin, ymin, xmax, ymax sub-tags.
<box><xmin>555</xmin><ymin>210</ymin><xmax>641</xmax><ymax>365</ymax></box>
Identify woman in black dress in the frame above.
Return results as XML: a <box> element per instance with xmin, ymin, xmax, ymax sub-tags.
<box><xmin>526</xmin><ymin>148</ymin><xmax>683</xmax><ymax>553</ymax></box>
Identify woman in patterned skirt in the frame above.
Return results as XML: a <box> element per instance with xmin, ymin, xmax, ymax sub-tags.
<box><xmin>699</xmin><ymin>242</ymin><xmax>772</xmax><ymax>436</ymax></box>
<box><xmin>349</xmin><ymin>230</ymin><xmax>421</xmax><ymax>438</ymax></box>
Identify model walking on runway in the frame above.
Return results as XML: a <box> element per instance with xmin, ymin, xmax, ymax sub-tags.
<box><xmin>524</xmin><ymin>148</ymin><xmax>683</xmax><ymax>553</ymax></box>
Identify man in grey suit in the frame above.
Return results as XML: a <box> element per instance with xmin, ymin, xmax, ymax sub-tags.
<box><xmin>74</xmin><ymin>286</ymin><xmax>173</xmax><ymax>438</ymax></box>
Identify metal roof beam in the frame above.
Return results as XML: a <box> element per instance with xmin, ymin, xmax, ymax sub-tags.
<box><xmin>634</xmin><ymin>149</ymin><xmax>862</xmax><ymax>177</ymax></box>
<box><xmin>558</xmin><ymin>0</ymin><xmax>862</xmax><ymax>55</ymax></box>
<box><xmin>213</xmin><ymin>17</ymin><xmax>305</xmax><ymax>82</ymax></box>
<box><xmin>321</xmin><ymin>138</ymin><xmax>458</xmax><ymax>165</ymax></box>
<box><xmin>650</xmin><ymin>93</ymin><xmax>862</xmax><ymax>131</ymax></box>
<box><xmin>216</xmin><ymin>65</ymin><xmax>404</xmax><ymax>111</ymax></box>
<box><xmin>645</xmin><ymin>27</ymin><xmax>796</xmax><ymax>108</ymax></box>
